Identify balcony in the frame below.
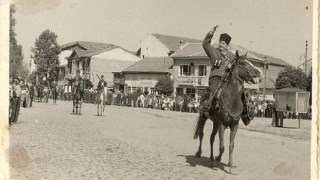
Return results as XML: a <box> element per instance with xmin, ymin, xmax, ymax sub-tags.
<box><xmin>177</xmin><ymin>76</ymin><xmax>209</xmax><ymax>86</ymax></box>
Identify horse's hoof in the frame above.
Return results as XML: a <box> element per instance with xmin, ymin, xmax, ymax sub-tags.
<box><xmin>210</xmin><ymin>155</ymin><xmax>215</xmax><ymax>161</ymax></box>
<box><xmin>215</xmin><ymin>156</ymin><xmax>221</xmax><ymax>162</ymax></box>
<box><xmin>195</xmin><ymin>152</ymin><xmax>201</xmax><ymax>158</ymax></box>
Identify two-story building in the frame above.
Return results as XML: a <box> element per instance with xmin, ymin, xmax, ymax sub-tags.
<box><xmin>249</xmin><ymin>52</ymin><xmax>291</xmax><ymax>100</ymax></box>
<box><xmin>171</xmin><ymin>42</ymin><xmax>289</xmax><ymax>99</ymax></box>
<box><xmin>59</xmin><ymin>41</ymin><xmax>139</xmax><ymax>89</ymax></box>
<box><xmin>119</xmin><ymin>57</ymin><xmax>173</xmax><ymax>93</ymax></box>
<box><xmin>136</xmin><ymin>33</ymin><xmax>201</xmax><ymax>59</ymax></box>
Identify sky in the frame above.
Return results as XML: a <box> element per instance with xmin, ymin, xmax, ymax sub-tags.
<box><xmin>12</xmin><ymin>0</ymin><xmax>313</xmax><ymax>68</ymax></box>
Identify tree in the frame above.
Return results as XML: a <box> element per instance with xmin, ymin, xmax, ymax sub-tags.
<box><xmin>306</xmin><ymin>69</ymin><xmax>312</xmax><ymax>104</ymax></box>
<box><xmin>31</xmin><ymin>29</ymin><xmax>60</xmax><ymax>84</ymax></box>
<box><xmin>155</xmin><ymin>76</ymin><xmax>174</xmax><ymax>96</ymax></box>
<box><xmin>275</xmin><ymin>66</ymin><xmax>308</xmax><ymax>90</ymax></box>
<box><xmin>10</xmin><ymin>5</ymin><xmax>27</xmax><ymax>78</ymax></box>
<box><xmin>27</xmin><ymin>71</ymin><xmax>37</xmax><ymax>84</ymax></box>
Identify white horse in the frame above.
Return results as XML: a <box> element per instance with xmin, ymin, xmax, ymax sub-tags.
<box><xmin>95</xmin><ymin>86</ymin><xmax>107</xmax><ymax>116</ymax></box>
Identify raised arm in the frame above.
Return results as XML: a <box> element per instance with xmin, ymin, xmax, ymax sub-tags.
<box><xmin>203</xmin><ymin>26</ymin><xmax>220</xmax><ymax>61</ymax></box>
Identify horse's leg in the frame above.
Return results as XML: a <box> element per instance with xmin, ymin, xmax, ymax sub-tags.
<box><xmin>97</xmin><ymin>103</ymin><xmax>99</xmax><ymax>116</ymax></box>
<box><xmin>75</xmin><ymin>100</ymin><xmax>77</xmax><ymax>114</ymax></box>
<box><xmin>229</xmin><ymin>121</ymin><xmax>239</xmax><ymax>168</ymax></box>
<box><xmin>72</xmin><ymin>100</ymin><xmax>75</xmax><ymax>114</ymax></box>
<box><xmin>210</xmin><ymin>121</ymin><xmax>219</xmax><ymax>161</ymax></box>
<box><xmin>215</xmin><ymin>122</ymin><xmax>226</xmax><ymax>162</ymax></box>
<box><xmin>79</xmin><ymin>100</ymin><xmax>82</xmax><ymax>115</ymax></box>
<box><xmin>195</xmin><ymin>114</ymin><xmax>207</xmax><ymax>158</ymax></box>
<box><xmin>100</xmin><ymin>101</ymin><xmax>103</xmax><ymax>116</ymax></box>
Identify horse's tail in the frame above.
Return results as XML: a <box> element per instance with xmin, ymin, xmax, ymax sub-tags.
<box><xmin>193</xmin><ymin>112</ymin><xmax>207</xmax><ymax>139</ymax></box>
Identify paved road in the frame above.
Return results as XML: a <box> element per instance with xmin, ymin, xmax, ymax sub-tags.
<box><xmin>8</xmin><ymin>101</ymin><xmax>311</xmax><ymax>180</ymax></box>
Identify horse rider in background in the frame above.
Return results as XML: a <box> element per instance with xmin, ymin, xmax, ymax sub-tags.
<box><xmin>201</xmin><ymin>25</ymin><xmax>252</xmax><ymax>126</ymax></box>
<box><xmin>97</xmin><ymin>75</ymin><xmax>107</xmax><ymax>94</ymax></box>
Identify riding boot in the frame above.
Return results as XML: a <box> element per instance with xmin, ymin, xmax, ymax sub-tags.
<box><xmin>201</xmin><ymin>99</ymin><xmax>210</xmax><ymax>118</ymax></box>
<box><xmin>241</xmin><ymin>94</ymin><xmax>252</xmax><ymax>126</ymax></box>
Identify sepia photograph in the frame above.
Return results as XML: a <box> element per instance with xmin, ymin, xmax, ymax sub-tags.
<box><xmin>0</xmin><ymin>0</ymin><xmax>318</xmax><ymax>179</ymax></box>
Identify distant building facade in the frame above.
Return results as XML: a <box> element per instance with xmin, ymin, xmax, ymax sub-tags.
<box><xmin>120</xmin><ymin>57</ymin><xmax>173</xmax><ymax>93</ymax></box>
<box><xmin>59</xmin><ymin>41</ymin><xmax>139</xmax><ymax>89</ymax></box>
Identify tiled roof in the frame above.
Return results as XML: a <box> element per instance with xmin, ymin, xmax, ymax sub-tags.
<box><xmin>60</xmin><ymin>41</ymin><xmax>114</xmax><ymax>51</ymax></box>
<box><xmin>62</xmin><ymin>41</ymin><xmax>137</xmax><ymax>58</ymax></box>
<box><xmin>260</xmin><ymin>77</ymin><xmax>276</xmax><ymax>89</ymax></box>
<box><xmin>172</xmin><ymin>43</ymin><xmax>265</xmax><ymax>62</ymax></box>
<box><xmin>152</xmin><ymin>34</ymin><xmax>202</xmax><ymax>52</ymax></box>
<box><xmin>249</xmin><ymin>51</ymin><xmax>291</xmax><ymax>66</ymax></box>
<box><xmin>123</xmin><ymin>57</ymin><xmax>173</xmax><ymax>73</ymax></box>
<box><xmin>275</xmin><ymin>87</ymin><xmax>308</xmax><ymax>92</ymax></box>
<box><xmin>297</xmin><ymin>58</ymin><xmax>312</xmax><ymax>67</ymax></box>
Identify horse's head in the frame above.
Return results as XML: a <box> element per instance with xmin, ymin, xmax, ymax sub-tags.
<box><xmin>234</xmin><ymin>51</ymin><xmax>262</xmax><ymax>84</ymax></box>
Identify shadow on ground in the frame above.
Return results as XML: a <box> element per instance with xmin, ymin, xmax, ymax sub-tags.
<box><xmin>177</xmin><ymin>155</ymin><xmax>236</xmax><ymax>175</ymax></box>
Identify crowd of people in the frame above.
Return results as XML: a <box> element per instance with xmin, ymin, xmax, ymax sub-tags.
<box><xmin>9</xmin><ymin>76</ymin><xmax>35</xmax><ymax>126</ymax></box>
<box><xmin>9</xmin><ymin>75</ymin><xmax>311</xmax><ymax>127</ymax></box>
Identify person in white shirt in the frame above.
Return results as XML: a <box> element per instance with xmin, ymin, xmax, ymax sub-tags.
<box><xmin>11</xmin><ymin>79</ymin><xmax>22</xmax><ymax>124</ymax></box>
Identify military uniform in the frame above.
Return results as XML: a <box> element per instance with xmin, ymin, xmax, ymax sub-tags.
<box><xmin>201</xmin><ymin>30</ymin><xmax>251</xmax><ymax>125</ymax></box>
<box><xmin>97</xmin><ymin>79</ymin><xmax>107</xmax><ymax>93</ymax></box>
<box><xmin>203</xmin><ymin>31</ymin><xmax>235</xmax><ymax>94</ymax></box>
<box><xmin>72</xmin><ymin>76</ymin><xmax>84</xmax><ymax>98</ymax></box>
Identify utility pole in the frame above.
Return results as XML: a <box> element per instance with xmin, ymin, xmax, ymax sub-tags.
<box><xmin>263</xmin><ymin>62</ymin><xmax>267</xmax><ymax>101</ymax></box>
<box><xmin>305</xmin><ymin>40</ymin><xmax>308</xmax><ymax>75</ymax></box>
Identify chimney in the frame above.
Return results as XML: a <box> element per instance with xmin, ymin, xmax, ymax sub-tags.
<box><xmin>179</xmin><ymin>40</ymin><xmax>184</xmax><ymax>50</ymax></box>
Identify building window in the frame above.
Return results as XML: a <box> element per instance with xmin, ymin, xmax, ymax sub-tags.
<box><xmin>198</xmin><ymin>65</ymin><xmax>207</xmax><ymax>76</ymax></box>
<box><xmin>180</xmin><ymin>65</ymin><xmax>191</xmax><ymax>76</ymax></box>
<box><xmin>176</xmin><ymin>88</ymin><xmax>184</xmax><ymax>96</ymax></box>
<box><xmin>150</xmin><ymin>88</ymin><xmax>155</xmax><ymax>94</ymax></box>
<box><xmin>186</xmin><ymin>88</ymin><xmax>196</xmax><ymax>98</ymax></box>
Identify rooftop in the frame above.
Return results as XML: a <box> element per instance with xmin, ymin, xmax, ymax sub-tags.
<box><xmin>152</xmin><ymin>33</ymin><xmax>202</xmax><ymax>52</ymax></box>
<box><xmin>275</xmin><ymin>87</ymin><xmax>308</xmax><ymax>92</ymax></box>
<box><xmin>60</xmin><ymin>41</ymin><xmax>114</xmax><ymax>51</ymax></box>
<box><xmin>249</xmin><ymin>51</ymin><xmax>291</xmax><ymax>66</ymax></box>
<box><xmin>122</xmin><ymin>57</ymin><xmax>173</xmax><ymax>73</ymax></box>
<box><xmin>172</xmin><ymin>42</ymin><xmax>265</xmax><ymax>62</ymax></box>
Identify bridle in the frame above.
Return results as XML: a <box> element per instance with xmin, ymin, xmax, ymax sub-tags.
<box><xmin>223</xmin><ymin>52</ymin><xmax>257</xmax><ymax>85</ymax></box>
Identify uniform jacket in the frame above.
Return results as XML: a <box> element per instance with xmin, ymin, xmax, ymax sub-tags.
<box><xmin>97</xmin><ymin>80</ymin><xmax>107</xmax><ymax>90</ymax></box>
<box><xmin>203</xmin><ymin>31</ymin><xmax>235</xmax><ymax>78</ymax></box>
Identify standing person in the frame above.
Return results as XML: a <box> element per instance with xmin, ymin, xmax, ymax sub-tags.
<box><xmin>51</xmin><ymin>80</ymin><xmax>58</xmax><ymax>104</ymax></box>
<box><xmin>200</xmin><ymin>25</ymin><xmax>252</xmax><ymax>125</ymax></box>
<box><xmin>29</xmin><ymin>83</ymin><xmax>35</xmax><ymax>107</ymax></box>
<box><xmin>11</xmin><ymin>78</ymin><xmax>22</xmax><ymax>124</ymax></box>
<box><xmin>25</xmin><ymin>83</ymin><xmax>30</xmax><ymax>108</ymax></box>
<box><xmin>261</xmin><ymin>101</ymin><xmax>267</xmax><ymax>118</ymax></box>
<box><xmin>20</xmin><ymin>80</ymin><xmax>26</xmax><ymax>108</ymax></box>
<box><xmin>9</xmin><ymin>76</ymin><xmax>14</xmax><ymax>126</ymax></box>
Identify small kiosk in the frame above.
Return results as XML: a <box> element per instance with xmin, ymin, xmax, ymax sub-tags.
<box><xmin>274</xmin><ymin>88</ymin><xmax>310</xmax><ymax>128</ymax></box>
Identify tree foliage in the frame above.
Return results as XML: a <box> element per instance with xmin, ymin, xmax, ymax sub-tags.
<box><xmin>10</xmin><ymin>5</ymin><xmax>27</xmax><ymax>78</ymax></box>
<box><xmin>275</xmin><ymin>66</ymin><xmax>308</xmax><ymax>90</ymax></box>
<box><xmin>306</xmin><ymin>69</ymin><xmax>312</xmax><ymax>104</ymax></box>
<box><xmin>31</xmin><ymin>29</ymin><xmax>60</xmax><ymax>83</ymax></box>
<box><xmin>27</xmin><ymin>71</ymin><xmax>37</xmax><ymax>84</ymax></box>
<box><xmin>155</xmin><ymin>76</ymin><xmax>174</xmax><ymax>96</ymax></box>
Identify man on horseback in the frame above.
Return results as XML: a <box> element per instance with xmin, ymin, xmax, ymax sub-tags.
<box><xmin>201</xmin><ymin>25</ymin><xmax>252</xmax><ymax>125</ymax></box>
<box><xmin>71</xmin><ymin>70</ymin><xmax>84</xmax><ymax>114</ymax></box>
<box><xmin>97</xmin><ymin>75</ymin><xmax>107</xmax><ymax>94</ymax></box>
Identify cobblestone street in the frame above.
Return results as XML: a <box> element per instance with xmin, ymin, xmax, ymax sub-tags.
<box><xmin>8</xmin><ymin>101</ymin><xmax>311</xmax><ymax>180</ymax></box>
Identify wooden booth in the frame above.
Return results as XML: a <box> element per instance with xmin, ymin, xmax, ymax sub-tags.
<box><xmin>274</xmin><ymin>88</ymin><xmax>310</xmax><ymax>128</ymax></box>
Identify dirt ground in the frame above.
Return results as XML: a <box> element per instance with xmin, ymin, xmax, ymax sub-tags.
<box><xmin>8</xmin><ymin>101</ymin><xmax>311</xmax><ymax>180</ymax></box>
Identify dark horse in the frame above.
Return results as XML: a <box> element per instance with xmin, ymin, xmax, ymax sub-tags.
<box><xmin>193</xmin><ymin>51</ymin><xmax>262</xmax><ymax>169</ymax></box>
<box><xmin>67</xmin><ymin>78</ymin><xmax>84</xmax><ymax>115</ymax></box>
